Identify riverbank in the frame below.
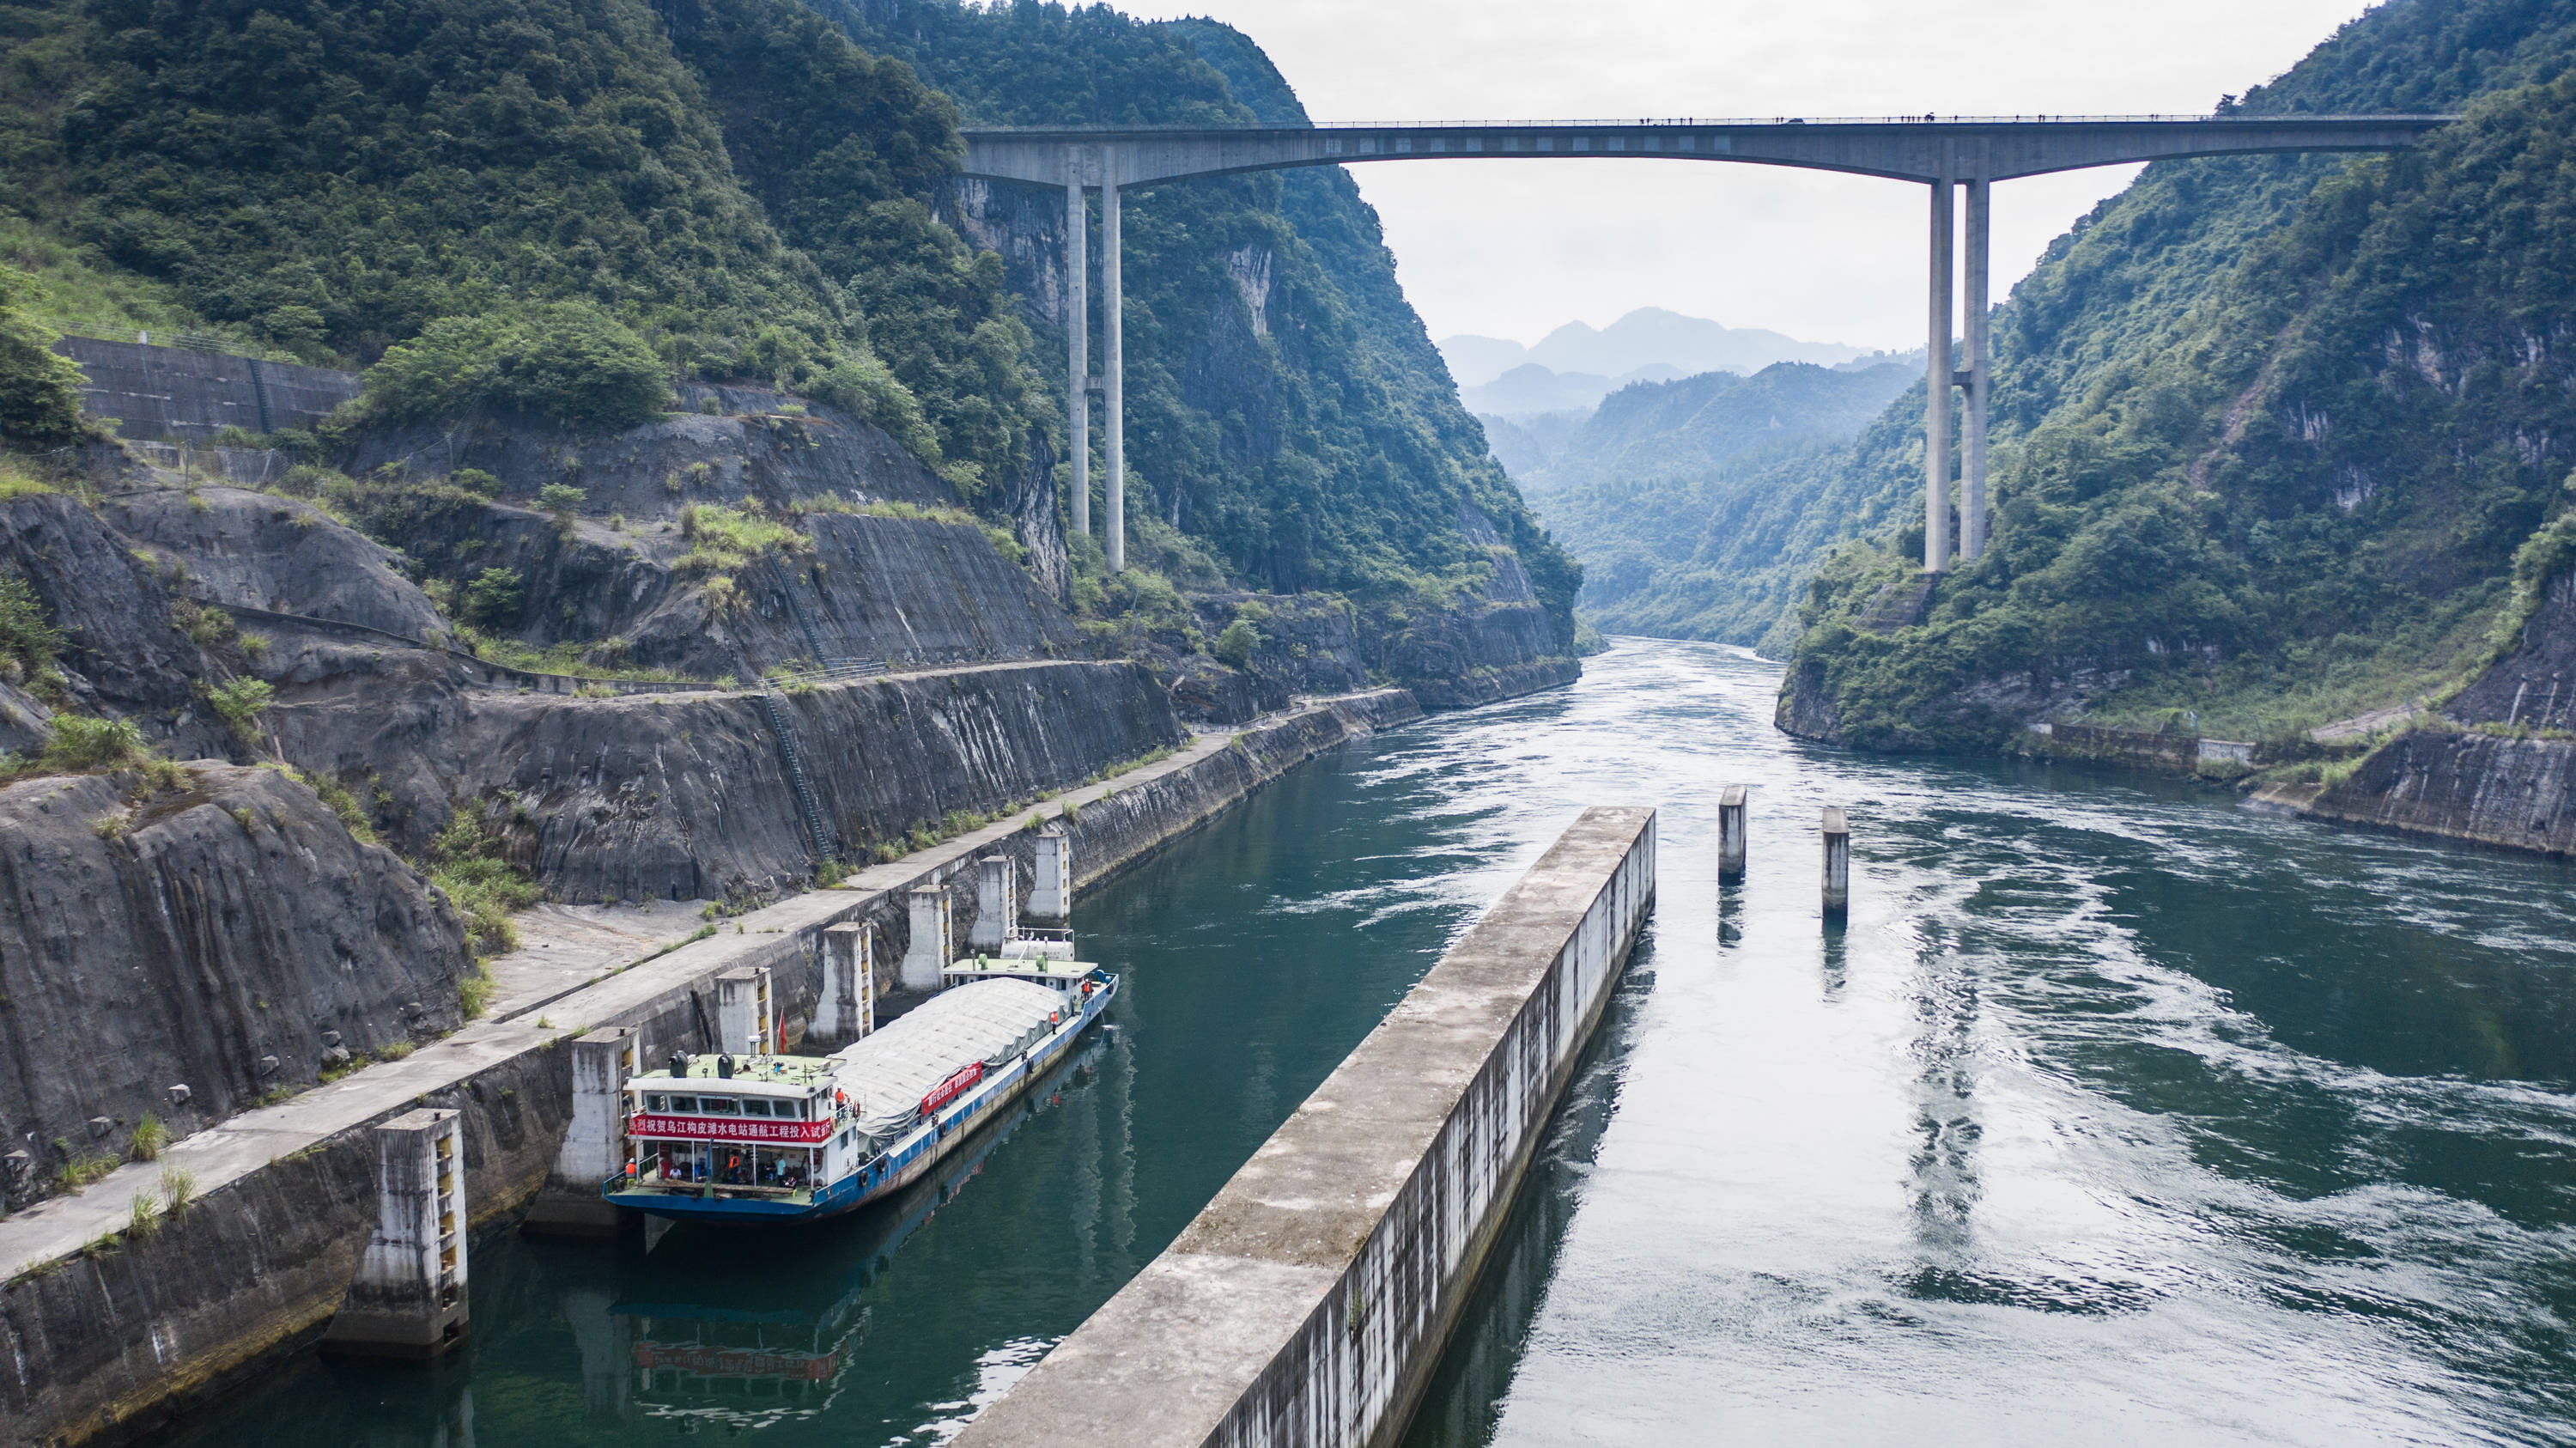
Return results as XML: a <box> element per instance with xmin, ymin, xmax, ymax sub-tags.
<box><xmin>2251</xmin><ymin>727</ymin><xmax>2576</xmax><ymax>858</ymax></box>
<box><xmin>0</xmin><ymin>687</ymin><xmax>1421</xmax><ymax>1448</ymax></box>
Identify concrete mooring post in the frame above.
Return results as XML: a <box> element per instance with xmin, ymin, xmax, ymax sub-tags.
<box><xmin>1719</xmin><ymin>786</ymin><xmax>1747</xmax><ymax>883</ymax></box>
<box><xmin>900</xmin><ymin>885</ymin><xmax>952</xmax><ymax>992</ymax></box>
<box><xmin>321</xmin><ymin>1109</ymin><xmax>468</xmax><ymax>1360</ymax></box>
<box><xmin>1027</xmin><ymin>824</ymin><xmax>1072</xmax><ymax>925</ymax></box>
<box><xmin>522</xmin><ymin>1027</ymin><xmax>640</xmax><ymax>1238</ymax></box>
<box><xmin>714</xmin><ymin>966</ymin><xmax>774</xmax><ymax>1057</ymax></box>
<box><xmin>969</xmin><ymin>854</ymin><xmax>1019</xmax><ymax>951</ymax></box>
<box><xmin>818</xmin><ymin>922</ymin><xmax>875</xmax><ymax>1046</ymax></box>
<box><xmin>1822</xmin><ymin>806</ymin><xmax>1850</xmax><ymax>920</ymax></box>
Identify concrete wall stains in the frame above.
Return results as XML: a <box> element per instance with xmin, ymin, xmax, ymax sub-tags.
<box><xmin>955</xmin><ymin>804</ymin><xmax>1656</xmax><ymax>1448</ymax></box>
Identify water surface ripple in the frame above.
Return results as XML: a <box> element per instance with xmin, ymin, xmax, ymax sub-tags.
<box><xmin>173</xmin><ymin>642</ymin><xmax>2576</xmax><ymax>1447</ymax></box>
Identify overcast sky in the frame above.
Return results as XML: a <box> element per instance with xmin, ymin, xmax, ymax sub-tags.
<box><xmin>1115</xmin><ymin>0</ymin><xmax>2378</xmax><ymax>351</ymax></box>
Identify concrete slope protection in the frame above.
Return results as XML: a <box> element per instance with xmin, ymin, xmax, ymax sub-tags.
<box><xmin>956</xmin><ymin>804</ymin><xmax>1656</xmax><ymax>1448</ymax></box>
<box><xmin>0</xmin><ymin>689</ymin><xmax>1420</xmax><ymax>1448</ymax></box>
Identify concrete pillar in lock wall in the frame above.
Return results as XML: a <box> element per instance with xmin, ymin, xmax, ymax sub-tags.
<box><xmin>321</xmin><ymin>1109</ymin><xmax>469</xmax><ymax>1359</ymax></box>
<box><xmin>1718</xmin><ymin>786</ymin><xmax>1747</xmax><ymax>883</ymax></box>
<box><xmin>901</xmin><ymin>886</ymin><xmax>952</xmax><ymax>992</ymax></box>
<box><xmin>1821</xmin><ymin>807</ymin><xmax>1850</xmax><ymax>921</ymax></box>
<box><xmin>1027</xmin><ymin>824</ymin><xmax>1072</xmax><ymax>924</ymax></box>
<box><xmin>522</xmin><ymin>1026</ymin><xmax>640</xmax><ymax>1237</ymax></box>
<box><xmin>969</xmin><ymin>854</ymin><xmax>1018</xmax><ymax>951</ymax></box>
<box><xmin>819</xmin><ymin>922</ymin><xmax>874</xmax><ymax>1044</ymax></box>
<box><xmin>714</xmin><ymin>966</ymin><xmax>773</xmax><ymax>1058</ymax></box>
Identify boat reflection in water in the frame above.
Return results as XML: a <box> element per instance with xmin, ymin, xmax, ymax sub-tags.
<box><xmin>592</xmin><ymin>1035</ymin><xmax>1109</xmax><ymax>1433</ymax></box>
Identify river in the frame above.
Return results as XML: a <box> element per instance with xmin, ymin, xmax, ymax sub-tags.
<box><xmin>173</xmin><ymin>639</ymin><xmax>2576</xmax><ymax>1447</ymax></box>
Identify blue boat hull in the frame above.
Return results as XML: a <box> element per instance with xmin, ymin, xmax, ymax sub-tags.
<box><xmin>605</xmin><ymin>975</ymin><xmax>1116</xmax><ymax>1224</ymax></box>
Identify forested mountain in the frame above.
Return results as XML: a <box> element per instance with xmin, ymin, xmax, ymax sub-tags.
<box><xmin>1523</xmin><ymin>362</ymin><xmax>1915</xmax><ymax>648</ymax></box>
<box><xmin>1777</xmin><ymin>0</ymin><xmax>2576</xmax><ymax>749</ymax></box>
<box><xmin>806</xmin><ymin>0</ymin><xmax>1576</xmax><ymax>628</ymax></box>
<box><xmin>0</xmin><ymin>0</ymin><xmax>1576</xmax><ymax>649</ymax></box>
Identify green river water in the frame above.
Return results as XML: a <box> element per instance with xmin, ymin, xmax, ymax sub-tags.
<box><xmin>173</xmin><ymin>639</ymin><xmax>2576</xmax><ymax>1446</ymax></box>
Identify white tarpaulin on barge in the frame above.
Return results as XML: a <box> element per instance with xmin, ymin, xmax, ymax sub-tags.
<box><xmin>829</xmin><ymin>978</ymin><xmax>1068</xmax><ymax>1141</ymax></box>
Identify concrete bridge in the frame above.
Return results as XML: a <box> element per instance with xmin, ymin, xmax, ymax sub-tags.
<box><xmin>962</xmin><ymin>115</ymin><xmax>2452</xmax><ymax>574</ymax></box>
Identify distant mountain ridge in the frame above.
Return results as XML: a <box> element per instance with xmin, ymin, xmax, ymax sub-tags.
<box><xmin>1518</xmin><ymin>360</ymin><xmax>1918</xmax><ymax>650</ymax></box>
<box><xmin>1531</xmin><ymin>362</ymin><xmax>1915</xmax><ymax>496</ymax></box>
<box><xmin>1440</xmin><ymin>307</ymin><xmax>1868</xmax><ymax>389</ymax></box>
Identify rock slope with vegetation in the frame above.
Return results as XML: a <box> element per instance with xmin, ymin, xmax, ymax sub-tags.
<box><xmin>0</xmin><ymin>0</ymin><xmax>1585</xmax><ymax>1197</ymax></box>
<box><xmin>1774</xmin><ymin>0</ymin><xmax>2576</xmax><ymax>755</ymax></box>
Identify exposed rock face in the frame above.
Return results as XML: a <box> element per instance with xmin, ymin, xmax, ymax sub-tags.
<box><xmin>365</xmin><ymin>496</ymin><xmax>1077</xmax><ymax>676</ymax></box>
<box><xmin>1774</xmin><ymin>656</ymin><xmax>1844</xmax><ymax>740</ymax></box>
<box><xmin>2291</xmin><ymin>570</ymin><xmax>2576</xmax><ymax>855</ymax></box>
<box><xmin>101</xmin><ymin>486</ymin><xmax>443</xmax><ymax>638</ymax></box>
<box><xmin>341</xmin><ymin>388</ymin><xmax>954</xmax><ymax>519</ymax></box>
<box><xmin>0</xmin><ymin>764</ymin><xmax>469</xmax><ymax>1202</ymax></box>
<box><xmin>0</xmin><ymin>492</ymin><xmax>228</xmax><ymax>757</ymax></box>
<box><xmin>2306</xmin><ymin>730</ymin><xmax>2576</xmax><ymax>855</ymax></box>
<box><xmin>2450</xmin><ymin>572</ymin><xmax>2576</xmax><ymax>728</ymax></box>
<box><xmin>265</xmin><ymin>659</ymin><xmax>1187</xmax><ymax>903</ymax></box>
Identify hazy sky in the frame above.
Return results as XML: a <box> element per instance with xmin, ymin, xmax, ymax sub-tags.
<box><xmin>1116</xmin><ymin>0</ymin><xmax>2377</xmax><ymax>351</ymax></box>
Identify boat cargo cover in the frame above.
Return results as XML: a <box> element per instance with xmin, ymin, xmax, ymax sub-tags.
<box><xmin>829</xmin><ymin>978</ymin><xmax>1070</xmax><ymax>1140</ymax></box>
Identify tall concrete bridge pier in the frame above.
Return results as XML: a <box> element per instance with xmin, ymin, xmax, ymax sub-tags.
<box><xmin>963</xmin><ymin>114</ymin><xmax>2450</xmax><ymax>575</ymax></box>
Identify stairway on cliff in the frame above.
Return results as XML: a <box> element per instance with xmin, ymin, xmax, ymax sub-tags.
<box><xmin>758</xmin><ymin>689</ymin><xmax>841</xmax><ymax>867</ymax></box>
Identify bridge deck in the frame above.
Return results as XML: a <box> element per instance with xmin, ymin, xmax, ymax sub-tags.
<box><xmin>964</xmin><ymin>114</ymin><xmax>2455</xmax><ymax>188</ymax></box>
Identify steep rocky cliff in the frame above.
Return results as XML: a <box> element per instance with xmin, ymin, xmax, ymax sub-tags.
<box><xmin>333</xmin><ymin>384</ymin><xmax>1018</xmax><ymax>667</ymax></box>
<box><xmin>0</xmin><ymin>764</ymin><xmax>470</xmax><ymax>1205</ymax></box>
<box><xmin>0</xmin><ymin>489</ymin><xmax>228</xmax><ymax>758</ymax></box>
<box><xmin>264</xmin><ymin>656</ymin><xmax>1183</xmax><ymax>903</ymax></box>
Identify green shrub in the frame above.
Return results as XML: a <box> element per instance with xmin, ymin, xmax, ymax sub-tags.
<box><xmin>159</xmin><ymin>1166</ymin><xmax>195</xmax><ymax>1217</ymax></box>
<box><xmin>129</xmin><ymin>1114</ymin><xmax>168</xmax><ymax>1162</ymax></box>
<box><xmin>1212</xmin><ymin>617</ymin><xmax>1262</xmax><ymax>670</ymax></box>
<box><xmin>359</xmin><ymin>302</ymin><xmax>669</xmax><ymax>430</ymax></box>
<box><xmin>459</xmin><ymin>958</ymin><xmax>497</xmax><ymax>1019</ymax></box>
<box><xmin>677</xmin><ymin>503</ymin><xmax>806</xmax><ymax>574</ymax></box>
<box><xmin>536</xmin><ymin>482</ymin><xmax>586</xmax><ymax>518</ymax></box>
<box><xmin>426</xmin><ymin>812</ymin><xmax>540</xmax><ymax>956</ymax></box>
<box><xmin>205</xmin><ymin>677</ymin><xmax>274</xmax><ymax>730</ymax></box>
<box><xmin>449</xmin><ymin>469</ymin><xmax>503</xmax><ymax>499</ymax></box>
<box><xmin>0</xmin><ymin>567</ymin><xmax>64</xmax><ymax>678</ymax></box>
<box><xmin>0</xmin><ymin>266</ymin><xmax>88</xmax><ymax>446</ymax></box>
<box><xmin>41</xmin><ymin>715</ymin><xmax>147</xmax><ymax>771</ymax></box>
<box><xmin>460</xmin><ymin>568</ymin><xmax>524</xmax><ymax>629</ymax></box>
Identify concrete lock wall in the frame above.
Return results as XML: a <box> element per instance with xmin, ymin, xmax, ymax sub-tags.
<box><xmin>0</xmin><ymin>689</ymin><xmax>1424</xmax><ymax>1448</ymax></box>
<box><xmin>956</xmin><ymin>804</ymin><xmax>1657</xmax><ymax>1448</ymax></box>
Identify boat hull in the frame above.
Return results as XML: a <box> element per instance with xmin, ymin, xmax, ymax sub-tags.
<box><xmin>605</xmin><ymin>975</ymin><xmax>1117</xmax><ymax>1224</ymax></box>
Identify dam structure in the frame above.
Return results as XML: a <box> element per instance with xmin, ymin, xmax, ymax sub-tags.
<box><xmin>963</xmin><ymin>113</ymin><xmax>2454</xmax><ymax>575</ymax></box>
<box><xmin>955</xmin><ymin>804</ymin><xmax>1656</xmax><ymax>1448</ymax></box>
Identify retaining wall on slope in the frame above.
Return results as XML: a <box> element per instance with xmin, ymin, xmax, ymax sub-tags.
<box><xmin>0</xmin><ymin>689</ymin><xmax>1421</xmax><ymax>1448</ymax></box>
<box><xmin>954</xmin><ymin>804</ymin><xmax>1656</xmax><ymax>1448</ymax></box>
<box><xmin>55</xmin><ymin>338</ymin><xmax>358</xmax><ymax>442</ymax></box>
